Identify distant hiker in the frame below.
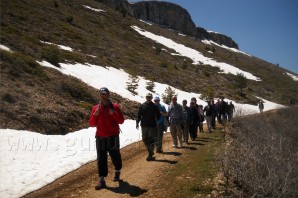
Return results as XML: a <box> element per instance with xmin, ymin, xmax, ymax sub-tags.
<box><xmin>89</xmin><ymin>87</ymin><xmax>125</xmax><ymax>190</ymax></box>
<box><xmin>189</xmin><ymin>101</ymin><xmax>199</xmax><ymax>141</ymax></box>
<box><xmin>136</xmin><ymin>93</ymin><xmax>161</xmax><ymax>161</ymax></box>
<box><xmin>227</xmin><ymin>101</ymin><xmax>235</xmax><ymax>121</ymax></box>
<box><xmin>258</xmin><ymin>100</ymin><xmax>264</xmax><ymax>113</ymax></box>
<box><xmin>211</xmin><ymin>100</ymin><xmax>217</xmax><ymax>129</ymax></box>
<box><xmin>198</xmin><ymin>105</ymin><xmax>205</xmax><ymax>133</ymax></box>
<box><xmin>168</xmin><ymin>95</ymin><xmax>184</xmax><ymax>148</ymax></box>
<box><xmin>181</xmin><ymin>100</ymin><xmax>192</xmax><ymax>143</ymax></box>
<box><xmin>216</xmin><ymin>99</ymin><xmax>222</xmax><ymax>124</ymax></box>
<box><xmin>191</xmin><ymin>97</ymin><xmax>199</xmax><ymax>138</ymax></box>
<box><xmin>220</xmin><ymin>97</ymin><xmax>227</xmax><ymax>122</ymax></box>
<box><xmin>153</xmin><ymin>96</ymin><xmax>168</xmax><ymax>153</ymax></box>
<box><xmin>203</xmin><ymin>101</ymin><xmax>214</xmax><ymax>132</ymax></box>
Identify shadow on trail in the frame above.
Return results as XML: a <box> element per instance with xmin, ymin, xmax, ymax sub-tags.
<box><xmin>181</xmin><ymin>146</ymin><xmax>197</xmax><ymax>150</ymax></box>
<box><xmin>187</xmin><ymin>142</ymin><xmax>205</xmax><ymax>146</ymax></box>
<box><xmin>106</xmin><ymin>180</ymin><xmax>147</xmax><ymax>197</ymax></box>
<box><xmin>153</xmin><ymin>159</ymin><xmax>178</xmax><ymax>164</ymax></box>
<box><xmin>162</xmin><ymin>151</ymin><xmax>182</xmax><ymax>156</ymax></box>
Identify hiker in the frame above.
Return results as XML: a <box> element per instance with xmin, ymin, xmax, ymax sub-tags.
<box><xmin>181</xmin><ymin>99</ymin><xmax>192</xmax><ymax>143</ymax></box>
<box><xmin>216</xmin><ymin>99</ymin><xmax>222</xmax><ymax>124</ymax></box>
<box><xmin>211</xmin><ymin>100</ymin><xmax>217</xmax><ymax>129</ymax></box>
<box><xmin>89</xmin><ymin>87</ymin><xmax>125</xmax><ymax>190</ymax></box>
<box><xmin>258</xmin><ymin>100</ymin><xmax>264</xmax><ymax>113</ymax></box>
<box><xmin>227</xmin><ymin>101</ymin><xmax>235</xmax><ymax>121</ymax></box>
<box><xmin>198</xmin><ymin>105</ymin><xmax>205</xmax><ymax>133</ymax></box>
<box><xmin>191</xmin><ymin>97</ymin><xmax>199</xmax><ymax>138</ymax></box>
<box><xmin>220</xmin><ymin>97</ymin><xmax>227</xmax><ymax>122</ymax></box>
<box><xmin>136</xmin><ymin>93</ymin><xmax>161</xmax><ymax>161</ymax></box>
<box><xmin>204</xmin><ymin>101</ymin><xmax>214</xmax><ymax>132</ymax></box>
<box><xmin>189</xmin><ymin>101</ymin><xmax>199</xmax><ymax>140</ymax></box>
<box><xmin>153</xmin><ymin>96</ymin><xmax>168</xmax><ymax>153</ymax></box>
<box><xmin>168</xmin><ymin>95</ymin><xmax>184</xmax><ymax>148</ymax></box>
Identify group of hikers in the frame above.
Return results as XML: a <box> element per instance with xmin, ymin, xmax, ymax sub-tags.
<box><xmin>88</xmin><ymin>87</ymin><xmax>236</xmax><ymax>190</ymax></box>
<box><xmin>136</xmin><ymin>93</ymin><xmax>235</xmax><ymax>161</ymax></box>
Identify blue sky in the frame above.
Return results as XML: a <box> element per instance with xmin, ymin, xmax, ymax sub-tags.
<box><xmin>130</xmin><ymin>0</ymin><xmax>298</xmax><ymax>74</ymax></box>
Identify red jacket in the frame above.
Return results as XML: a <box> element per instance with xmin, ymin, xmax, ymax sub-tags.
<box><xmin>89</xmin><ymin>103</ymin><xmax>125</xmax><ymax>138</ymax></box>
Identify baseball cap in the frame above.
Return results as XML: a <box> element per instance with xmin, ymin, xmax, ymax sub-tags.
<box><xmin>99</xmin><ymin>87</ymin><xmax>109</xmax><ymax>94</ymax></box>
<box><xmin>146</xmin><ymin>93</ymin><xmax>153</xmax><ymax>98</ymax></box>
<box><xmin>153</xmin><ymin>96</ymin><xmax>160</xmax><ymax>101</ymax></box>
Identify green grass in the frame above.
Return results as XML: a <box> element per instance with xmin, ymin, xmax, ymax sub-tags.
<box><xmin>159</xmin><ymin>131</ymin><xmax>224</xmax><ymax>197</ymax></box>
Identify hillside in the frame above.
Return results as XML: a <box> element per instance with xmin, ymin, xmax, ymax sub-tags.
<box><xmin>1</xmin><ymin>0</ymin><xmax>298</xmax><ymax>134</ymax></box>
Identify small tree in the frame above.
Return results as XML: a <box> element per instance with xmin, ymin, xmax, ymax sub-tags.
<box><xmin>146</xmin><ymin>80</ymin><xmax>155</xmax><ymax>93</ymax></box>
<box><xmin>126</xmin><ymin>67</ymin><xmax>139</xmax><ymax>95</ymax></box>
<box><xmin>155</xmin><ymin>44</ymin><xmax>162</xmax><ymax>55</ymax></box>
<box><xmin>162</xmin><ymin>86</ymin><xmax>176</xmax><ymax>104</ymax></box>
<box><xmin>42</xmin><ymin>45</ymin><xmax>60</xmax><ymax>67</ymax></box>
<box><xmin>200</xmin><ymin>86</ymin><xmax>215</xmax><ymax>101</ymax></box>
<box><xmin>234</xmin><ymin>72</ymin><xmax>248</xmax><ymax>97</ymax></box>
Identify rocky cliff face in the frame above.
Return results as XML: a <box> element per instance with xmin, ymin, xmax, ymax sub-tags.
<box><xmin>97</xmin><ymin>0</ymin><xmax>239</xmax><ymax>49</ymax></box>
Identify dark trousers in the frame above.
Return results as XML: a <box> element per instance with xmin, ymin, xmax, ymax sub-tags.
<box><xmin>211</xmin><ymin>114</ymin><xmax>216</xmax><ymax>128</ymax></box>
<box><xmin>190</xmin><ymin>122</ymin><xmax>198</xmax><ymax>139</ymax></box>
<box><xmin>156</xmin><ymin>124</ymin><xmax>165</xmax><ymax>151</ymax></box>
<box><xmin>96</xmin><ymin>136</ymin><xmax>122</xmax><ymax>177</ymax></box>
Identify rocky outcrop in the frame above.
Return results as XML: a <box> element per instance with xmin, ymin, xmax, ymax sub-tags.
<box><xmin>97</xmin><ymin>0</ymin><xmax>239</xmax><ymax>49</ymax></box>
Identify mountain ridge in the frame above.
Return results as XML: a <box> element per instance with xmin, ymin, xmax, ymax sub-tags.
<box><xmin>97</xmin><ymin>0</ymin><xmax>239</xmax><ymax>48</ymax></box>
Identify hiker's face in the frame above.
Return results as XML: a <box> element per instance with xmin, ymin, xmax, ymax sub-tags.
<box><xmin>146</xmin><ymin>96</ymin><xmax>152</xmax><ymax>102</ymax></box>
<box><xmin>172</xmin><ymin>97</ymin><xmax>177</xmax><ymax>104</ymax></box>
<box><xmin>100</xmin><ymin>93</ymin><xmax>109</xmax><ymax>102</ymax></box>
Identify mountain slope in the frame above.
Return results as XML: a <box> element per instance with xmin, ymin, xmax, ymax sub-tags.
<box><xmin>1</xmin><ymin>0</ymin><xmax>297</xmax><ymax>134</ymax></box>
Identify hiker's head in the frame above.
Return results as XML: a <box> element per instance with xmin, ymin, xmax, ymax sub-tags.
<box><xmin>99</xmin><ymin>87</ymin><xmax>110</xmax><ymax>102</ymax></box>
<box><xmin>146</xmin><ymin>93</ymin><xmax>153</xmax><ymax>102</ymax></box>
<box><xmin>191</xmin><ymin>97</ymin><xmax>197</xmax><ymax>104</ymax></box>
<box><xmin>153</xmin><ymin>96</ymin><xmax>160</xmax><ymax>104</ymax></box>
<box><xmin>171</xmin><ymin>95</ymin><xmax>177</xmax><ymax>104</ymax></box>
<box><xmin>182</xmin><ymin>100</ymin><xmax>187</xmax><ymax>106</ymax></box>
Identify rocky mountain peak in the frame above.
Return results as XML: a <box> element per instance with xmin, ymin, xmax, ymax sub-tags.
<box><xmin>97</xmin><ymin>0</ymin><xmax>239</xmax><ymax>49</ymax></box>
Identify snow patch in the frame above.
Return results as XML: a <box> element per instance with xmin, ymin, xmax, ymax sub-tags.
<box><xmin>40</xmin><ymin>41</ymin><xmax>73</xmax><ymax>51</ymax></box>
<box><xmin>131</xmin><ymin>26</ymin><xmax>259</xmax><ymax>81</ymax></box>
<box><xmin>202</xmin><ymin>39</ymin><xmax>251</xmax><ymax>57</ymax></box>
<box><xmin>285</xmin><ymin>72</ymin><xmax>298</xmax><ymax>81</ymax></box>
<box><xmin>83</xmin><ymin>5</ymin><xmax>105</xmax><ymax>12</ymax></box>
<box><xmin>0</xmin><ymin>44</ymin><xmax>12</xmax><ymax>52</ymax></box>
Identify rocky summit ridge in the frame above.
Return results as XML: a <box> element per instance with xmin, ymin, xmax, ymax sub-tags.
<box><xmin>97</xmin><ymin>0</ymin><xmax>239</xmax><ymax>48</ymax></box>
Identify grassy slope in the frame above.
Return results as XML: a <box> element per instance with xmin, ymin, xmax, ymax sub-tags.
<box><xmin>1</xmin><ymin>0</ymin><xmax>297</xmax><ymax>134</ymax></box>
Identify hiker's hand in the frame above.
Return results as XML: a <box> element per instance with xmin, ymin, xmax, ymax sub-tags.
<box><xmin>93</xmin><ymin>108</ymin><xmax>100</xmax><ymax>116</ymax></box>
<box><xmin>109</xmin><ymin>108</ymin><xmax>115</xmax><ymax>115</ymax></box>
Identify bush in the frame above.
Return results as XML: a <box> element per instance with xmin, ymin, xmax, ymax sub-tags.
<box><xmin>2</xmin><ymin>93</ymin><xmax>16</xmax><ymax>103</ymax></box>
<box><xmin>42</xmin><ymin>45</ymin><xmax>60</xmax><ymax>67</ymax></box>
<box><xmin>220</xmin><ymin>107</ymin><xmax>298</xmax><ymax>197</ymax></box>
<box><xmin>162</xmin><ymin>86</ymin><xmax>176</xmax><ymax>104</ymax></box>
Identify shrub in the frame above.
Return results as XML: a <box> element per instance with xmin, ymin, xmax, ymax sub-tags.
<box><xmin>234</xmin><ymin>72</ymin><xmax>247</xmax><ymax>96</ymax></box>
<box><xmin>146</xmin><ymin>80</ymin><xmax>155</xmax><ymax>92</ymax></box>
<box><xmin>2</xmin><ymin>93</ymin><xmax>16</xmax><ymax>103</ymax></box>
<box><xmin>162</xmin><ymin>86</ymin><xmax>176</xmax><ymax>104</ymax></box>
<box><xmin>220</xmin><ymin>107</ymin><xmax>298</xmax><ymax>197</ymax></box>
<box><xmin>42</xmin><ymin>45</ymin><xmax>60</xmax><ymax>67</ymax></box>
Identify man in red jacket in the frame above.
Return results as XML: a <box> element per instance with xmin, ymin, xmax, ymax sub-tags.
<box><xmin>89</xmin><ymin>87</ymin><xmax>125</xmax><ymax>190</ymax></box>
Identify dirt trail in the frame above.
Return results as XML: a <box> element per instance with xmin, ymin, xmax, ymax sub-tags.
<box><xmin>24</xmin><ymin>133</ymin><xmax>205</xmax><ymax>198</ymax></box>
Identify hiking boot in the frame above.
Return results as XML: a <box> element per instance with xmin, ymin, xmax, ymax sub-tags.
<box><xmin>113</xmin><ymin>171</ymin><xmax>121</xmax><ymax>182</ymax></box>
<box><xmin>172</xmin><ymin>144</ymin><xmax>177</xmax><ymax>148</ymax></box>
<box><xmin>156</xmin><ymin>149</ymin><xmax>163</xmax><ymax>153</ymax></box>
<box><xmin>146</xmin><ymin>155</ymin><xmax>155</xmax><ymax>161</ymax></box>
<box><xmin>95</xmin><ymin>180</ymin><xmax>106</xmax><ymax>190</ymax></box>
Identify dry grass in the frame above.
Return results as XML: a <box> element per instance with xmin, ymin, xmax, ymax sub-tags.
<box><xmin>219</xmin><ymin>107</ymin><xmax>298</xmax><ymax>197</ymax></box>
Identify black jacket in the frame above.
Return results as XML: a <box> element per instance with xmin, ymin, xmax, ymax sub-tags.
<box><xmin>137</xmin><ymin>101</ymin><xmax>161</xmax><ymax>127</ymax></box>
